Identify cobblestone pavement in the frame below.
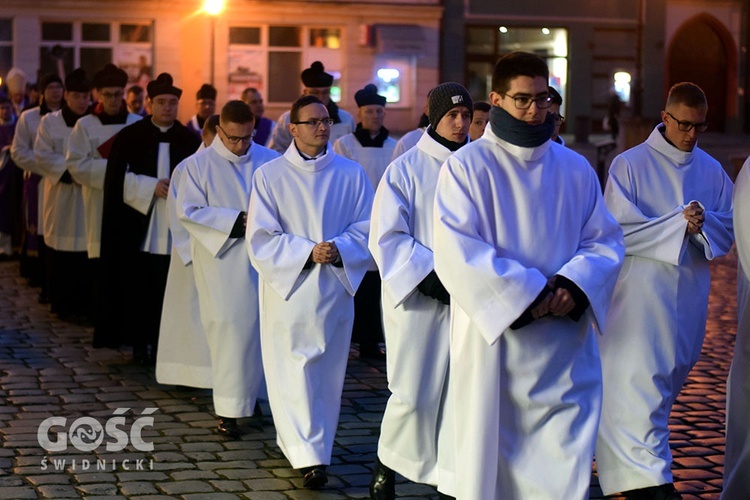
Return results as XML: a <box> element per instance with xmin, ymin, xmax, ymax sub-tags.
<box><xmin>0</xmin><ymin>248</ymin><xmax>739</xmax><ymax>499</ymax></box>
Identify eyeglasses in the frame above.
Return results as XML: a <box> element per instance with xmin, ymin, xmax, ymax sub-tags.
<box><xmin>292</xmin><ymin>118</ymin><xmax>334</xmax><ymax>128</ymax></box>
<box><xmin>665</xmin><ymin>111</ymin><xmax>708</xmax><ymax>133</ymax></box>
<box><xmin>550</xmin><ymin>113</ymin><xmax>565</xmax><ymax>123</ymax></box>
<box><xmin>501</xmin><ymin>93</ymin><xmax>552</xmax><ymax>110</ymax></box>
<box><xmin>217</xmin><ymin>125</ymin><xmax>254</xmax><ymax>144</ymax></box>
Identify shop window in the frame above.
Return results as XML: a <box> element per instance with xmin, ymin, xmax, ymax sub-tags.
<box><xmin>466</xmin><ymin>25</ymin><xmax>568</xmax><ymax>109</ymax></box>
<box><xmin>228</xmin><ymin>25</ymin><xmax>342</xmax><ymax>103</ymax></box>
<box><xmin>39</xmin><ymin>21</ymin><xmax>153</xmax><ymax>87</ymax></box>
<box><xmin>229</xmin><ymin>27</ymin><xmax>260</xmax><ymax>45</ymax></box>
<box><xmin>0</xmin><ymin>19</ymin><xmax>11</xmax><ymax>81</ymax></box>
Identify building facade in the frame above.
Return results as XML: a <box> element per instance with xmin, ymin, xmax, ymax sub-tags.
<box><xmin>2</xmin><ymin>0</ymin><xmax>442</xmax><ymax>133</ymax></box>
<box><xmin>443</xmin><ymin>0</ymin><xmax>750</xmax><ymax>135</ymax></box>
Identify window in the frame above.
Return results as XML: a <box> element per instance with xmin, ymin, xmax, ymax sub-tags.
<box><xmin>0</xmin><ymin>19</ymin><xmax>12</xmax><ymax>82</ymax></box>
<box><xmin>39</xmin><ymin>21</ymin><xmax>153</xmax><ymax>87</ymax></box>
<box><xmin>466</xmin><ymin>25</ymin><xmax>568</xmax><ymax>117</ymax></box>
<box><xmin>227</xmin><ymin>25</ymin><xmax>343</xmax><ymax>104</ymax></box>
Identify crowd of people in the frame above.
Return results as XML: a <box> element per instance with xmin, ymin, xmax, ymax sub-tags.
<box><xmin>0</xmin><ymin>51</ymin><xmax>747</xmax><ymax>500</ymax></box>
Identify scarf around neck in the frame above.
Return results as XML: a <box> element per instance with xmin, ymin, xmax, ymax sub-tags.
<box><xmin>489</xmin><ymin>105</ymin><xmax>554</xmax><ymax>148</ymax></box>
<box><xmin>427</xmin><ymin>126</ymin><xmax>467</xmax><ymax>152</ymax></box>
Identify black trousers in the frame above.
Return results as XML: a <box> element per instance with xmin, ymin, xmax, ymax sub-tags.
<box><xmin>352</xmin><ymin>270</ymin><xmax>384</xmax><ymax>351</ymax></box>
<box><xmin>124</xmin><ymin>252</ymin><xmax>170</xmax><ymax>353</ymax></box>
<box><xmin>50</xmin><ymin>248</ymin><xmax>91</xmax><ymax>317</ymax></box>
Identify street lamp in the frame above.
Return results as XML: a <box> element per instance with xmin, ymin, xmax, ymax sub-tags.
<box><xmin>203</xmin><ymin>0</ymin><xmax>225</xmax><ymax>85</ymax></box>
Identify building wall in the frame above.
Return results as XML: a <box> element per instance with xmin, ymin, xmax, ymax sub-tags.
<box><xmin>2</xmin><ymin>0</ymin><xmax>442</xmax><ymax>133</ymax></box>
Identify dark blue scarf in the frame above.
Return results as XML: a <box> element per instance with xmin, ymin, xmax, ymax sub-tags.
<box><xmin>489</xmin><ymin>105</ymin><xmax>554</xmax><ymax>148</ymax></box>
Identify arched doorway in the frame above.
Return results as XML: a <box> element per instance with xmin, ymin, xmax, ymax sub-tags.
<box><xmin>667</xmin><ymin>14</ymin><xmax>736</xmax><ymax>132</ymax></box>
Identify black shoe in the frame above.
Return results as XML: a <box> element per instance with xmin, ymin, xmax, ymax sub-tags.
<box><xmin>623</xmin><ymin>483</ymin><xmax>682</xmax><ymax>500</ymax></box>
<box><xmin>217</xmin><ymin>417</ymin><xmax>240</xmax><ymax>438</ymax></box>
<box><xmin>301</xmin><ymin>465</ymin><xmax>328</xmax><ymax>489</ymax></box>
<box><xmin>369</xmin><ymin>458</ymin><xmax>395</xmax><ymax>500</ymax></box>
<box><xmin>438</xmin><ymin>494</ymin><xmax>456</xmax><ymax>500</ymax></box>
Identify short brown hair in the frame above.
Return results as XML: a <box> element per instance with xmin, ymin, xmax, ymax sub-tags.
<box><xmin>290</xmin><ymin>95</ymin><xmax>324</xmax><ymax>123</ymax></box>
<box><xmin>220</xmin><ymin>100</ymin><xmax>254</xmax><ymax>125</ymax></box>
<box><xmin>666</xmin><ymin>82</ymin><xmax>707</xmax><ymax>109</ymax></box>
<box><xmin>491</xmin><ymin>52</ymin><xmax>549</xmax><ymax>94</ymax></box>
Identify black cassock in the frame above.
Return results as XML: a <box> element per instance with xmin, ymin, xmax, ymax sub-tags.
<box><xmin>94</xmin><ymin>117</ymin><xmax>200</xmax><ymax>350</ymax></box>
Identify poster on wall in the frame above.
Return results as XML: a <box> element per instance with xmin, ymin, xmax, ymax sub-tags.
<box><xmin>116</xmin><ymin>46</ymin><xmax>152</xmax><ymax>89</ymax></box>
<box><xmin>227</xmin><ymin>48</ymin><xmax>265</xmax><ymax>101</ymax></box>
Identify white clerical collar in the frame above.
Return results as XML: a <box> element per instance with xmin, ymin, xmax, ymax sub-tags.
<box><xmin>211</xmin><ymin>134</ymin><xmax>252</xmax><ymax>163</ymax></box>
<box><xmin>295</xmin><ymin>141</ymin><xmax>327</xmax><ymax>161</ymax></box>
<box><xmin>151</xmin><ymin>118</ymin><xmax>174</xmax><ymax>133</ymax></box>
<box><xmin>646</xmin><ymin>125</ymin><xmax>693</xmax><ymax>166</ymax></box>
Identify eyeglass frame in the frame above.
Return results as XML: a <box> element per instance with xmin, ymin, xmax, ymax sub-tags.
<box><xmin>500</xmin><ymin>92</ymin><xmax>553</xmax><ymax>110</ymax></box>
<box><xmin>217</xmin><ymin>124</ymin><xmax>254</xmax><ymax>145</ymax></box>
<box><xmin>550</xmin><ymin>112</ymin><xmax>565</xmax><ymax>123</ymax></box>
<box><xmin>292</xmin><ymin>118</ymin><xmax>335</xmax><ymax>128</ymax></box>
<box><xmin>664</xmin><ymin>111</ymin><xmax>708</xmax><ymax>133</ymax></box>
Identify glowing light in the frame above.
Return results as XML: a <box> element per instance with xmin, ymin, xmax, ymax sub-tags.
<box><xmin>541</xmin><ymin>27</ymin><xmax>550</xmax><ymax>35</ymax></box>
<box><xmin>499</xmin><ymin>26</ymin><xmax>508</xmax><ymax>34</ymax></box>
<box><xmin>203</xmin><ymin>0</ymin><xmax>224</xmax><ymax>15</ymax></box>
<box><xmin>614</xmin><ymin>71</ymin><xmax>632</xmax><ymax>84</ymax></box>
<box><xmin>376</xmin><ymin>68</ymin><xmax>400</xmax><ymax>83</ymax></box>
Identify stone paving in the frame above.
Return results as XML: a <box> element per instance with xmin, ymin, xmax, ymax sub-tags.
<box><xmin>0</xmin><ymin>247</ymin><xmax>739</xmax><ymax>499</ymax></box>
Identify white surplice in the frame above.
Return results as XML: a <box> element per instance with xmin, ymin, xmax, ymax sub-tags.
<box><xmin>596</xmin><ymin>125</ymin><xmax>734</xmax><ymax>494</ymax></box>
<box><xmin>66</xmin><ymin>112</ymin><xmax>142</xmax><ymax>258</ymax></box>
<box><xmin>155</xmin><ymin>158</ymin><xmax>212</xmax><ymax>389</ymax></box>
<box><xmin>333</xmin><ymin>132</ymin><xmax>397</xmax><ymax>191</ymax></box>
<box><xmin>433</xmin><ymin>127</ymin><xmax>624</xmax><ymax>500</ymax></box>
<box><xmin>179</xmin><ymin>139</ymin><xmax>280</xmax><ymax>418</ymax></box>
<box><xmin>247</xmin><ymin>143</ymin><xmax>373</xmax><ymax>468</ymax></box>
<box><xmin>33</xmin><ymin>110</ymin><xmax>86</xmax><ymax>251</ymax></box>
<box><xmin>10</xmin><ymin>107</ymin><xmax>46</xmax><ymax>226</ymax></box>
<box><xmin>723</xmin><ymin>156</ymin><xmax>750</xmax><ymax>499</ymax></box>
<box><xmin>391</xmin><ymin>127</ymin><xmax>425</xmax><ymax>161</ymax></box>
<box><xmin>369</xmin><ymin>131</ymin><xmax>454</xmax><ymax>494</ymax></box>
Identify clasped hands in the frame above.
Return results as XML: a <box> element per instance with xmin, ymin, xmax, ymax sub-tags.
<box><xmin>683</xmin><ymin>201</ymin><xmax>704</xmax><ymax>235</ymax></box>
<box><xmin>530</xmin><ymin>276</ymin><xmax>576</xmax><ymax>319</ymax></box>
<box><xmin>310</xmin><ymin>241</ymin><xmax>340</xmax><ymax>265</ymax></box>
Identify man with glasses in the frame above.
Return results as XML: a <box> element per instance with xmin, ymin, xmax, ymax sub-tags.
<box><xmin>247</xmin><ymin>94</ymin><xmax>373</xmax><ymax>489</ymax></box>
<box><xmin>432</xmin><ymin>51</ymin><xmax>625</xmax><ymax>499</ymax></box>
<box><xmin>268</xmin><ymin>61</ymin><xmax>355</xmax><ymax>154</ymax></box>
<box><xmin>97</xmin><ymin>73</ymin><xmax>200</xmax><ymax>363</ymax></box>
<box><xmin>596</xmin><ymin>82</ymin><xmax>734</xmax><ymax>500</ymax></box>
<box><xmin>67</xmin><ymin>64</ymin><xmax>142</xmax><ymax>337</ymax></box>
<box><xmin>177</xmin><ymin>100</ymin><xmax>279</xmax><ymax>437</ymax></box>
<box><xmin>548</xmin><ymin>86</ymin><xmax>565</xmax><ymax>145</ymax></box>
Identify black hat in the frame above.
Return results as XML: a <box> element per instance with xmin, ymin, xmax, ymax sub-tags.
<box><xmin>64</xmin><ymin>68</ymin><xmax>91</xmax><ymax>93</ymax></box>
<box><xmin>428</xmin><ymin>82</ymin><xmax>473</xmax><ymax>131</ymax></box>
<box><xmin>196</xmin><ymin>83</ymin><xmax>217</xmax><ymax>101</ymax></box>
<box><xmin>301</xmin><ymin>61</ymin><xmax>333</xmax><ymax>88</ymax></box>
<box><xmin>92</xmin><ymin>63</ymin><xmax>128</xmax><ymax>89</ymax></box>
<box><xmin>147</xmin><ymin>73</ymin><xmax>182</xmax><ymax>99</ymax></box>
<box><xmin>549</xmin><ymin>86</ymin><xmax>562</xmax><ymax>106</ymax></box>
<box><xmin>39</xmin><ymin>74</ymin><xmax>63</xmax><ymax>92</ymax></box>
<box><xmin>354</xmin><ymin>84</ymin><xmax>386</xmax><ymax>107</ymax></box>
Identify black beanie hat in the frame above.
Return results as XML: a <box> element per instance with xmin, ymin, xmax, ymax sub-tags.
<box><xmin>196</xmin><ymin>83</ymin><xmax>217</xmax><ymax>101</ymax></box>
<box><xmin>92</xmin><ymin>63</ymin><xmax>128</xmax><ymax>89</ymax></box>
<box><xmin>354</xmin><ymin>84</ymin><xmax>386</xmax><ymax>107</ymax></box>
<box><xmin>147</xmin><ymin>73</ymin><xmax>182</xmax><ymax>99</ymax></box>
<box><xmin>39</xmin><ymin>74</ymin><xmax>64</xmax><ymax>93</ymax></box>
<box><xmin>428</xmin><ymin>82</ymin><xmax>473</xmax><ymax>131</ymax></box>
<box><xmin>301</xmin><ymin>61</ymin><xmax>334</xmax><ymax>88</ymax></box>
<box><xmin>549</xmin><ymin>86</ymin><xmax>562</xmax><ymax>106</ymax></box>
<box><xmin>64</xmin><ymin>68</ymin><xmax>91</xmax><ymax>93</ymax></box>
